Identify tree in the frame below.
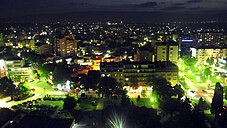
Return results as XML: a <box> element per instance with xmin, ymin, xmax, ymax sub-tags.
<box><xmin>100</xmin><ymin>77</ymin><xmax>118</xmax><ymax>98</ymax></box>
<box><xmin>204</xmin><ymin>68</ymin><xmax>212</xmax><ymax>78</ymax></box>
<box><xmin>63</xmin><ymin>95</ymin><xmax>77</xmax><ymax>111</ymax></box>
<box><xmin>0</xmin><ymin>77</ymin><xmax>20</xmax><ymax>96</ymax></box>
<box><xmin>211</xmin><ymin>82</ymin><xmax>223</xmax><ymax>117</ymax></box>
<box><xmin>120</xmin><ymin>89</ymin><xmax>130</xmax><ymax>107</ymax></box>
<box><xmin>129</xmin><ymin>106</ymin><xmax>160</xmax><ymax>128</ymax></box>
<box><xmin>18</xmin><ymin>84</ymin><xmax>30</xmax><ymax>96</ymax></box>
<box><xmin>206</xmin><ymin>57</ymin><xmax>214</xmax><ymax>65</ymax></box>
<box><xmin>173</xmin><ymin>84</ymin><xmax>184</xmax><ymax>99</ymax></box>
<box><xmin>52</xmin><ymin>64</ymin><xmax>71</xmax><ymax>84</ymax></box>
<box><xmin>224</xmin><ymin>88</ymin><xmax>227</xmax><ymax>100</ymax></box>
<box><xmin>86</xmin><ymin>70</ymin><xmax>101</xmax><ymax>89</ymax></box>
<box><xmin>183</xmin><ymin>56</ymin><xmax>197</xmax><ymax>67</ymax></box>
<box><xmin>152</xmin><ymin>77</ymin><xmax>173</xmax><ymax>101</ymax></box>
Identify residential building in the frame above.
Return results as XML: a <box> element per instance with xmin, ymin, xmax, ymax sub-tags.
<box><xmin>100</xmin><ymin>61</ymin><xmax>178</xmax><ymax>86</ymax></box>
<box><xmin>196</xmin><ymin>31</ymin><xmax>225</xmax><ymax>46</ymax></box>
<box><xmin>134</xmin><ymin>48</ymin><xmax>154</xmax><ymax>62</ymax></box>
<box><xmin>35</xmin><ymin>43</ymin><xmax>53</xmax><ymax>55</ymax></box>
<box><xmin>4</xmin><ymin>58</ymin><xmax>32</xmax><ymax>82</ymax></box>
<box><xmin>5</xmin><ymin>39</ymin><xmax>35</xmax><ymax>50</ymax></box>
<box><xmin>191</xmin><ymin>46</ymin><xmax>227</xmax><ymax>61</ymax></box>
<box><xmin>58</xmin><ymin>35</ymin><xmax>78</xmax><ymax>57</ymax></box>
<box><xmin>156</xmin><ymin>42</ymin><xmax>179</xmax><ymax>64</ymax></box>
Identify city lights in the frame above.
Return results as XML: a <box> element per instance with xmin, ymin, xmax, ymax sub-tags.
<box><xmin>0</xmin><ymin>7</ymin><xmax>227</xmax><ymax>127</ymax></box>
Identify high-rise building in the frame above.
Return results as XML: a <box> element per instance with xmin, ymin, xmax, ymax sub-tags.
<box><xmin>58</xmin><ymin>35</ymin><xmax>78</xmax><ymax>57</ymax></box>
<box><xmin>100</xmin><ymin>61</ymin><xmax>178</xmax><ymax>86</ymax></box>
<box><xmin>156</xmin><ymin>42</ymin><xmax>179</xmax><ymax>64</ymax></box>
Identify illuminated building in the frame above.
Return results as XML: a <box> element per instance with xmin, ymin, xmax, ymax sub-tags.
<box><xmin>156</xmin><ymin>42</ymin><xmax>179</xmax><ymax>64</ymax></box>
<box><xmin>92</xmin><ymin>58</ymin><xmax>101</xmax><ymax>70</ymax></box>
<box><xmin>196</xmin><ymin>31</ymin><xmax>225</xmax><ymax>46</ymax></box>
<box><xmin>4</xmin><ymin>58</ymin><xmax>32</xmax><ymax>82</ymax></box>
<box><xmin>191</xmin><ymin>46</ymin><xmax>227</xmax><ymax>61</ymax></box>
<box><xmin>5</xmin><ymin>39</ymin><xmax>35</xmax><ymax>50</ymax></box>
<box><xmin>58</xmin><ymin>35</ymin><xmax>78</xmax><ymax>57</ymax></box>
<box><xmin>35</xmin><ymin>43</ymin><xmax>53</xmax><ymax>55</ymax></box>
<box><xmin>103</xmin><ymin>56</ymin><xmax>122</xmax><ymax>62</ymax></box>
<box><xmin>100</xmin><ymin>61</ymin><xmax>178</xmax><ymax>86</ymax></box>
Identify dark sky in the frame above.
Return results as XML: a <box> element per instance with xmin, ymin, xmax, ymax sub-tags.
<box><xmin>1</xmin><ymin>0</ymin><xmax>227</xmax><ymax>18</ymax></box>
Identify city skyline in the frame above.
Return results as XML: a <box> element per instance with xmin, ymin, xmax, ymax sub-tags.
<box><xmin>1</xmin><ymin>1</ymin><xmax>227</xmax><ymax>128</ymax></box>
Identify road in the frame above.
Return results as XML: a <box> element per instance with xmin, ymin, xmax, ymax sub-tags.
<box><xmin>178</xmin><ymin>63</ymin><xmax>225</xmax><ymax>104</ymax></box>
<box><xmin>0</xmin><ymin>77</ymin><xmax>66</xmax><ymax>108</ymax></box>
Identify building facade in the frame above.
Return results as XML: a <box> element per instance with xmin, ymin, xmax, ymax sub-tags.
<box><xmin>100</xmin><ymin>61</ymin><xmax>178</xmax><ymax>86</ymax></box>
<box><xmin>35</xmin><ymin>43</ymin><xmax>53</xmax><ymax>55</ymax></box>
<box><xmin>156</xmin><ymin>42</ymin><xmax>179</xmax><ymax>64</ymax></box>
<box><xmin>134</xmin><ymin>48</ymin><xmax>154</xmax><ymax>62</ymax></box>
<box><xmin>191</xmin><ymin>47</ymin><xmax>227</xmax><ymax>61</ymax></box>
<box><xmin>58</xmin><ymin>35</ymin><xmax>78</xmax><ymax>57</ymax></box>
<box><xmin>4</xmin><ymin>59</ymin><xmax>32</xmax><ymax>82</ymax></box>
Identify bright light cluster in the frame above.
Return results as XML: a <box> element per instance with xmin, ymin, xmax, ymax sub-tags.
<box><xmin>107</xmin><ymin>111</ymin><xmax>127</xmax><ymax>128</ymax></box>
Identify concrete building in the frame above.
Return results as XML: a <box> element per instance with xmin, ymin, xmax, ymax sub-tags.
<box><xmin>4</xmin><ymin>58</ymin><xmax>32</xmax><ymax>82</ymax></box>
<box><xmin>191</xmin><ymin>46</ymin><xmax>227</xmax><ymax>61</ymax></box>
<box><xmin>100</xmin><ymin>61</ymin><xmax>178</xmax><ymax>86</ymax></box>
<box><xmin>35</xmin><ymin>43</ymin><xmax>53</xmax><ymax>55</ymax></box>
<box><xmin>5</xmin><ymin>39</ymin><xmax>35</xmax><ymax>50</ymax></box>
<box><xmin>156</xmin><ymin>42</ymin><xmax>179</xmax><ymax>64</ymax></box>
<box><xmin>134</xmin><ymin>48</ymin><xmax>154</xmax><ymax>62</ymax></box>
<box><xmin>58</xmin><ymin>35</ymin><xmax>78</xmax><ymax>57</ymax></box>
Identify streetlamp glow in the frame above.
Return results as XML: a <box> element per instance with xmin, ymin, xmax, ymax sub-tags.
<box><xmin>188</xmin><ymin>70</ymin><xmax>192</xmax><ymax>74</ymax></box>
<box><xmin>196</xmin><ymin>76</ymin><xmax>200</xmax><ymax>82</ymax></box>
<box><xmin>107</xmin><ymin>111</ymin><xmax>127</xmax><ymax>128</ymax></box>
<box><xmin>216</xmin><ymin>75</ymin><xmax>220</xmax><ymax>80</ymax></box>
<box><xmin>207</xmin><ymin>79</ymin><xmax>211</xmax><ymax>84</ymax></box>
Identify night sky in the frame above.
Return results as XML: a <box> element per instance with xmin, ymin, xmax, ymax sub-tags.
<box><xmin>1</xmin><ymin>0</ymin><xmax>227</xmax><ymax>18</ymax></box>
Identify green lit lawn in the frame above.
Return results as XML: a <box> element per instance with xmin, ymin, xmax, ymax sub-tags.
<box><xmin>40</xmin><ymin>100</ymin><xmax>64</xmax><ymax>110</ymax></box>
<box><xmin>130</xmin><ymin>98</ymin><xmax>159</xmax><ymax>109</ymax></box>
<box><xmin>76</xmin><ymin>98</ymin><xmax>98</xmax><ymax>111</ymax></box>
